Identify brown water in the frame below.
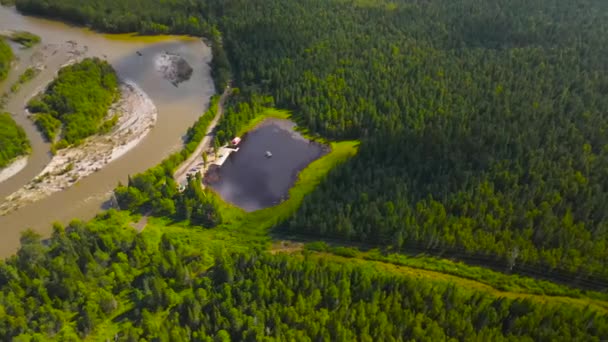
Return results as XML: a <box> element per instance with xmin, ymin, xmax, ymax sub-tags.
<box><xmin>0</xmin><ymin>6</ymin><xmax>215</xmax><ymax>257</ymax></box>
<box><xmin>208</xmin><ymin>119</ymin><xmax>326</xmax><ymax>212</ymax></box>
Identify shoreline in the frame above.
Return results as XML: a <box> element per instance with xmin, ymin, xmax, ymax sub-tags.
<box><xmin>0</xmin><ymin>80</ymin><xmax>157</xmax><ymax>215</ymax></box>
<box><xmin>0</xmin><ymin>156</ymin><xmax>27</xmax><ymax>183</ymax></box>
<box><xmin>173</xmin><ymin>87</ymin><xmax>231</xmax><ymax>186</ymax></box>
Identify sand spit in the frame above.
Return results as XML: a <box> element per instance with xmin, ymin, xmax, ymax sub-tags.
<box><xmin>0</xmin><ymin>157</ymin><xmax>28</xmax><ymax>184</ymax></box>
<box><xmin>0</xmin><ymin>80</ymin><xmax>157</xmax><ymax>215</ymax></box>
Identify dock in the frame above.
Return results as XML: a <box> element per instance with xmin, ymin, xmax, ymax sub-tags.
<box><xmin>212</xmin><ymin>146</ymin><xmax>239</xmax><ymax>167</ymax></box>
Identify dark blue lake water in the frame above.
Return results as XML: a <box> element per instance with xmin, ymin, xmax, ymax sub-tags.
<box><xmin>208</xmin><ymin>119</ymin><xmax>327</xmax><ymax>211</ymax></box>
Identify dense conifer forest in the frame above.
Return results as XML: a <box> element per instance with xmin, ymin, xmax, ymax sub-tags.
<box><xmin>15</xmin><ymin>0</ymin><xmax>608</xmax><ymax>284</ymax></box>
<box><xmin>0</xmin><ymin>211</ymin><xmax>606</xmax><ymax>341</ymax></box>
<box><xmin>0</xmin><ymin>112</ymin><xmax>29</xmax><ymax>167</ymax></box>
<box><xmin>27</xmin><ymin>57</ymin><xmax>118</xmax><ymax>147</ymax></box>
<box><xmin>3</xmin><ymin>0</ymin><xmax>608</xmax><ymax>337</ymax></box>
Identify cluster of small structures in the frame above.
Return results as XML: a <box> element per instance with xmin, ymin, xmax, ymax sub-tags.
<box><xmin>180</xmin><ymin>136</ymin><xmax>242</xmax><ymax>191</ymax></box>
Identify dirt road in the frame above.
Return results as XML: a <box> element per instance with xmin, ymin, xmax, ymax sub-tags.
<box><xmin>174</xmin><ymin>86</ymin><xmax>231</xmax><ymax>185</ymax></box>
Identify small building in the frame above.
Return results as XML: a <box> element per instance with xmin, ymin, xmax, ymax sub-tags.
<box><xmin>230</xmin><ymin>137</ymin><xmax>241</xmax><ymax>146</ymax></box>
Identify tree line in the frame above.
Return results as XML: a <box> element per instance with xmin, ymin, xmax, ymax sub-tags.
<box><xmin>214</xmin><ymin>89</ymin><xmax>275</xmax><ymax>145</ymax></box>
<box><xmin>0</xmin><ymin>210</ymin><xmax>605</xmax><ymax>340</ymax></box>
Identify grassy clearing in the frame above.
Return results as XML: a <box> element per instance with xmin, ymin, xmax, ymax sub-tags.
<box><xmin>131</xmin><ymin>106</ymin><xmax>359</xmax><ymax>253</ymax></box>
<box><xmin>234</xmin><ymin>107</ymin><xmax>290</xmax><ymax>137</ymax></box>
<box><xmin>234</xmin><ymin>108</ymin><xmax>331</xmax><ymax>144</ymax></box>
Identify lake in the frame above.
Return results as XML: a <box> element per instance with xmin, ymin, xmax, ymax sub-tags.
<box><xmin>207</xmin><ymin>119</ymin><xmax>327</xmax><ymax>212</ymax></box>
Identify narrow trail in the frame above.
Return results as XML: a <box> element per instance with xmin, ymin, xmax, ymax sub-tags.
<box><xmin>174</xmin><ymin>86</ymin><xmax>231</xmax><ymax>185</ymax></box>
<box><xmin>132</xmin><ymin>86</ymin><xmax>231</xmax><ymax>233</ymax></box>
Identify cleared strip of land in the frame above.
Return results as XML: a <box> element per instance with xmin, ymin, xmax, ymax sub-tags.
<box><xmin>269</xmin><ymin>243</ymin><xmax>608</xmax><ymax>314</ymax></box>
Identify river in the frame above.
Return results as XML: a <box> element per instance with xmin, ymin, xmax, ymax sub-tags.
<box><xmin>0</xmin><ymin>6</ymin><xmax>215</xmax><ymax>257</ymax></box>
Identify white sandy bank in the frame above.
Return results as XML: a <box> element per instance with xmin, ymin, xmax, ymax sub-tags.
<box><xmin>0</xmin><ymin>80</ymin><xmax>157</xmax><ymax>215</ymax></box>
<box><xmin>0</xmin><ymin>157</ymin><xmax>28</xmax><ymax>184</ymax></box>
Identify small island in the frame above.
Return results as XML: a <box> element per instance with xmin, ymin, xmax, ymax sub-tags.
<box><xmin>0</xmin><ymin>57</ymin><xmax>157</xmax><ymax>215</ymax></box>
<box><xmin>27</xmin><ymin>57</ymin><xmax>120</xmax><ymax>149</ymax></box>
<box><xmin>0</xmin><ymin>30</ymin><xmax>40</xmax><ymax>48</ymax></box>
<box><xmin>6</xmin><ymin>31</ymin><xmax>40</xmax><ymax>48</ymax></box>
<box><xmin>0</xmin><ymin>38</ymin><xmax>13</xmax><ymax>81</ymax></box>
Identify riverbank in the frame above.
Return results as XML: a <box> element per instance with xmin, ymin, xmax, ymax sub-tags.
<box><xmin>0</xmin><ymin>80</ymin><xmax>157</xmax><ymax>215</ymax></box>
<box><xmin>174</xmin><ymin>87</ymin><xmax>231</xmax><ymax>186</ymax></box>
<box><xmin>0</xmin><ymin>156</ymin><xmax>27</xmax><ymax>183</ymax></box>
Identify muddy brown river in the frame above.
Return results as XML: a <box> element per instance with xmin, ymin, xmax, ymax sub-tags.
<box><xmin>0</xmin><ymin>6</ymin><xmax>215</xmax><ymax>257</ymax></box>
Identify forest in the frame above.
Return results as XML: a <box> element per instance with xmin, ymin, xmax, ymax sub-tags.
<box><xmin>27</xmin><ymin>57</ymin><xmax>118</xmax><ymax>147</ymax></box>
<box><xmin>114</xmin><ymin>96</ymin><xmax>222</xmax><ymax>228</ymax></box>
<box><xmin>4</xmin><ymin>0</ymin><xmax>608</xmax><ymax>334</ymax></box>
<box><xmin>0</xmin><ymin>210</ymin><xmax>606</xmax><ymax>341</ymax></box>
<box><xmin>15</xmin><ymin>0</ymin><xmax>608</xmax><ymax>286</ymax></box>
<box><xmin>0</xmin><ymin>38</ymin><xmax>12</xmax><ymax>81</ymax></box>
<box><xmin>0</xmin><ymin>112</ymin><xmax>30</xmax><ymax>167</ymax></box>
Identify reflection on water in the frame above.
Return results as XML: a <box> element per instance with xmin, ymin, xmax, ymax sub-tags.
<box><xmin>209</xmin><ymin>119</ymin><xmax>326</xmax><ymax>212</ymax></box>
<box><xmin>0</xmin><ymin>6</ymin><xmax>214</xmax><ymax>257</ymax></box>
